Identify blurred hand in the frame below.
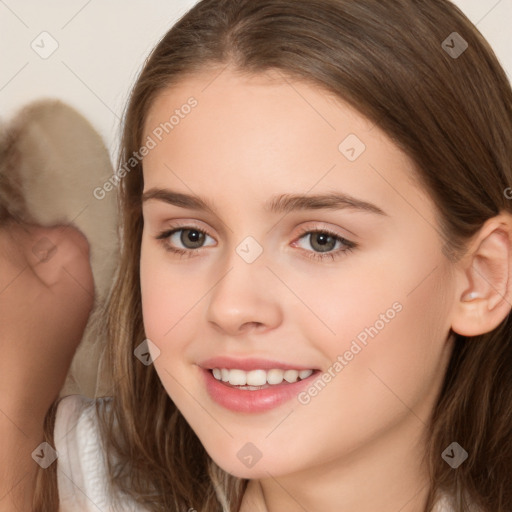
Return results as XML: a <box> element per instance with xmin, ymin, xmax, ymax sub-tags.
<box><xmin>0</xmin><ymin>219</ymin><xmax>95</xmax><ymax>510</ymax></box>
<box><xmin>0</xmin><ymin>219</ymin><xmax>94</xmax><ymax>420</ymax></box>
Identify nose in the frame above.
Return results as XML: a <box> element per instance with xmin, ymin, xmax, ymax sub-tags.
<box><xmin>205</xmin><ymin>253</ymin><xmax>283</xmax><ymax>337</ymax></box>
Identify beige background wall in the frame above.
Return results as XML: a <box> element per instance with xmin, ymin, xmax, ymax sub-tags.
<box><xmin>1</xmin><ymin>0</ymin><xmax>511</xmax><ymax>164</ymax></box>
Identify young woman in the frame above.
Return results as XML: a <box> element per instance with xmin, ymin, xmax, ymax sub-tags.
<box><xmin>2</xmin><ymin>0</ymin><xmax>511</xmax><ymax>510</ymax></box>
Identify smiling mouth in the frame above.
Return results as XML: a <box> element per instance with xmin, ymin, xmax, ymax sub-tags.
<box><xmin>209</xmin><ymin>367</ymin><xmax>320</xmax><ymax>389</ymax></box>
<box><xmin>202</xmin><ymin>366</ymin><xmax>322</xmax><ymax>413</ymax></box>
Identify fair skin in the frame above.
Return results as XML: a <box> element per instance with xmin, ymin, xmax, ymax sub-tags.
<box><xmin>139</xmin><ymin>68</ymin><xmax>512</xmax><ymax>511</ymax></box>
<box><xmin>1</xmin><ymin>70</ymin><xmax>510</xmax><ymax>512</ymax></box>
<box><xmin>0</xmin><ymin>221</ymin><xmax>94</xmax><ymax>511</ymax></box>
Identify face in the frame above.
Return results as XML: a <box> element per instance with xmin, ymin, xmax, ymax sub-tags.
<box><xmin>140</xmin><ymin>67</ymin><xmax>456</xmax><ymax>480</ymax></box>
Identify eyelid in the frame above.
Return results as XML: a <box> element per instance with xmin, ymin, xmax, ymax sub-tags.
<box><xmin>155</xmin><ymin>219</ymin><xmax>357</xmax><ymax>260</ymax></box>
<box><xmin>293</xmin><ymin>221</ymin><xmax>355</xmax><ymax>240</ymax></box>
<box><xmin>159</xmin><ymin>220</ymin><xmax>216</xmax><ymax>240</ymax></box>
<box><xmin>157</xmin><ymin>220</ymin><xmax>353</xmax><ymax>243</ymax></box>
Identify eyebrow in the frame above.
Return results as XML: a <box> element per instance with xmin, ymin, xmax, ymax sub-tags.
<box><xmin>141</xmin><ymin>188</ymin><xmax>388</xmax><ymax>216</ymax></box>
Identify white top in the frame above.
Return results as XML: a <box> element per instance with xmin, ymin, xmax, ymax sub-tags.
<box><xmin>54</xmin><ymin>394</ymin><xmax>477</xmax><ymax>512</ymax></box>
<box><xmin>54</xmin><ymin>394</ymin><xmax>147</xmax><ymax>511</ymax></box>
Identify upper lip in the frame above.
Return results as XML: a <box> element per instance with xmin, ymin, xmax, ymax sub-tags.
<box><xmin>198</xmin><ymin>356</ymin><xmax>318</xmax><ymax>372</ymax></box>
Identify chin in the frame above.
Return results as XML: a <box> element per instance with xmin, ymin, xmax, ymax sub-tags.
<box><xmin>206</xmin><ymin>448</ymin><xmax>292</xmax><ymax>480</ymax></box>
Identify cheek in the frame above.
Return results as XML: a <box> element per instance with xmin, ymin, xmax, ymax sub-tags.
<box><xmin>298</xmin><ymin>246</ymin><xmax>451</xmax><ymax>413</ymax></box>
<box><xmin>140</xmin><ymin>241</ymin><xmax>202</xmax><ymax>342</ymax></box>
<box><xmin>312</xmin><ymin>253</ymin><xmax>452</xmax><ymax>425</ymax></box>
<box><xmin>362</xmin><ymin>269</ymin><xmax>452</xmax><ymax>407</ymax></box>
<box><xmin>139</xmin><ymin>247</ymin><xmax>200</xmax><ymax>406</ymax></box>
<box><xmin>257</xmin><ymin>262</ymin><xmax>452</xmax><ymax>475</ymax></box>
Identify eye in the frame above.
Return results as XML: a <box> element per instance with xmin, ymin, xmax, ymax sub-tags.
<box><xmin>155</xmin><ymin>226</ymin><xmax>215</xmax><ymax>258</ymax></box>
<box><xmin>293</xmin><ymin>226</ymin><xmax>357</xmax><ymax>262</ymax></box>
<box><xmin>154</xmin><ymin>224</ymin><xmax>358</xmax><ymax>262</ymax></box>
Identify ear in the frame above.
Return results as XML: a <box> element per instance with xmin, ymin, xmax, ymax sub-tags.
<box><xmin>451</xmin><ymin>211</ymin><xmax>512</xmax><ymax>337</ymax></box>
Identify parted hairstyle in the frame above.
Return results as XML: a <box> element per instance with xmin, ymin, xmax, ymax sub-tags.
<box><xmin>35</xmin><ymin>0</ymin><xmax>512</xmax><ymax>510</ymax></box>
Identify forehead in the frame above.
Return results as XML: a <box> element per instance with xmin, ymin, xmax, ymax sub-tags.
<box><xmin>144</xmin><ymin>67</ymin><xmax>373</xmax><ymax>142</ymax></box>
<box><xmin>141</xmin><ymin>67</ymin><xmax>431</xmax><ymax>222</ymax></box>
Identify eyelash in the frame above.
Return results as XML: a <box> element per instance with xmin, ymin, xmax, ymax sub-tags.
<box><xmin>155</xmin><ymin>224</ymin><xmax>357</xmax><ymax>262</ymax></box>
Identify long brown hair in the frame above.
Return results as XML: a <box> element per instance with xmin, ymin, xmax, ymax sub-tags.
<box><xmin>34</xmin><ymin>0</ymin><xmax>512</xmax><ymax>510</ymax></box>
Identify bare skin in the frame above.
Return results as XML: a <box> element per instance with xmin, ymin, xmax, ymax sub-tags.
<box><xmin>0</xmin><ymin>219</ymin><xmax>94</xmax><ymax>511</ymax></box>
<box><xmin>140</xmin><ymin>68</ymin><xmax>512</xmax><ymax>512</ymax></box>
<box><xmin>2</xmin><ymin>69</ymin><xmax>511</xmax><ymax>511</ymax></box>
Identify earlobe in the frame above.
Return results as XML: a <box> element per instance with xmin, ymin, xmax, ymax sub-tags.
<box><xmin>451</xmin><ymin>214</ymin><xmax>512</xmax><ymax>337</ymax></box>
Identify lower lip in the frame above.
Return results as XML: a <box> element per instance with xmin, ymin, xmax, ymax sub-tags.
<box><xmin>201</xmin><ymin>368</ymin><xmax>319</xmax><ymax>413</ymax></box>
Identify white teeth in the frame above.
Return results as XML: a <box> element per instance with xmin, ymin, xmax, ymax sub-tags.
<box><xmin>246</xmin><ymin>369</ymin><xmax>267</xmax><ymax>386</ymax></box>
<box><xmin>283</xmin><ymin>369</ymin><xmax>299</xmax><ymax>383</ymax></box>
<box><xmin>267</xmin><ymin>369</ymin><xmax>284</xmax><ymax>385</ymax></box>
<box><xmin>211</xmin><ymin>367</ymin><xmax>315</xmax><ymax>386</ymax></box>
<box><xmin>299</xmin><ymin>369</ymin><xmax>313</xmax><ymax>379</ymax></box>
<box><xmin>228</xmin><ymin>369</ymin><xmax>247</xmax><ymax>386</ymax></box>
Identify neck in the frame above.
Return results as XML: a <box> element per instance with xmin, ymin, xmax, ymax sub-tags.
<box><xmin>244</xmin><ymin>411</ymin><xmax>432</xmax><ymax>512</ymax></box>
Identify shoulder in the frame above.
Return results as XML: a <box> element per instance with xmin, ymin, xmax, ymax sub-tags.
<box><xmin>433</xmin><ymin>490</ymin><xmax>485</xmax><ymax>512</ymax></box>
<box><xmin>54</xmin><ymin>394</ymin><xmax>112</xmax><ymax>510</ymax></box>
<box><xmin>54</xmin><ymin>394</ymin><xmax>111</xmax><ymax>463</ymax></box>
<box><xmin>55</xmin><ymin>393</ymin><xmax>110</xmax><ymax>431</ymax></box>
<box><xmin>433</xmin><ymin>492</ymin><xmax>456</xmax><ymax>512</ymax></box>
<box><xmin>54</xmin><ymin>394</ymin><xmax>147</xmax><ymax>511</ymax></box>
